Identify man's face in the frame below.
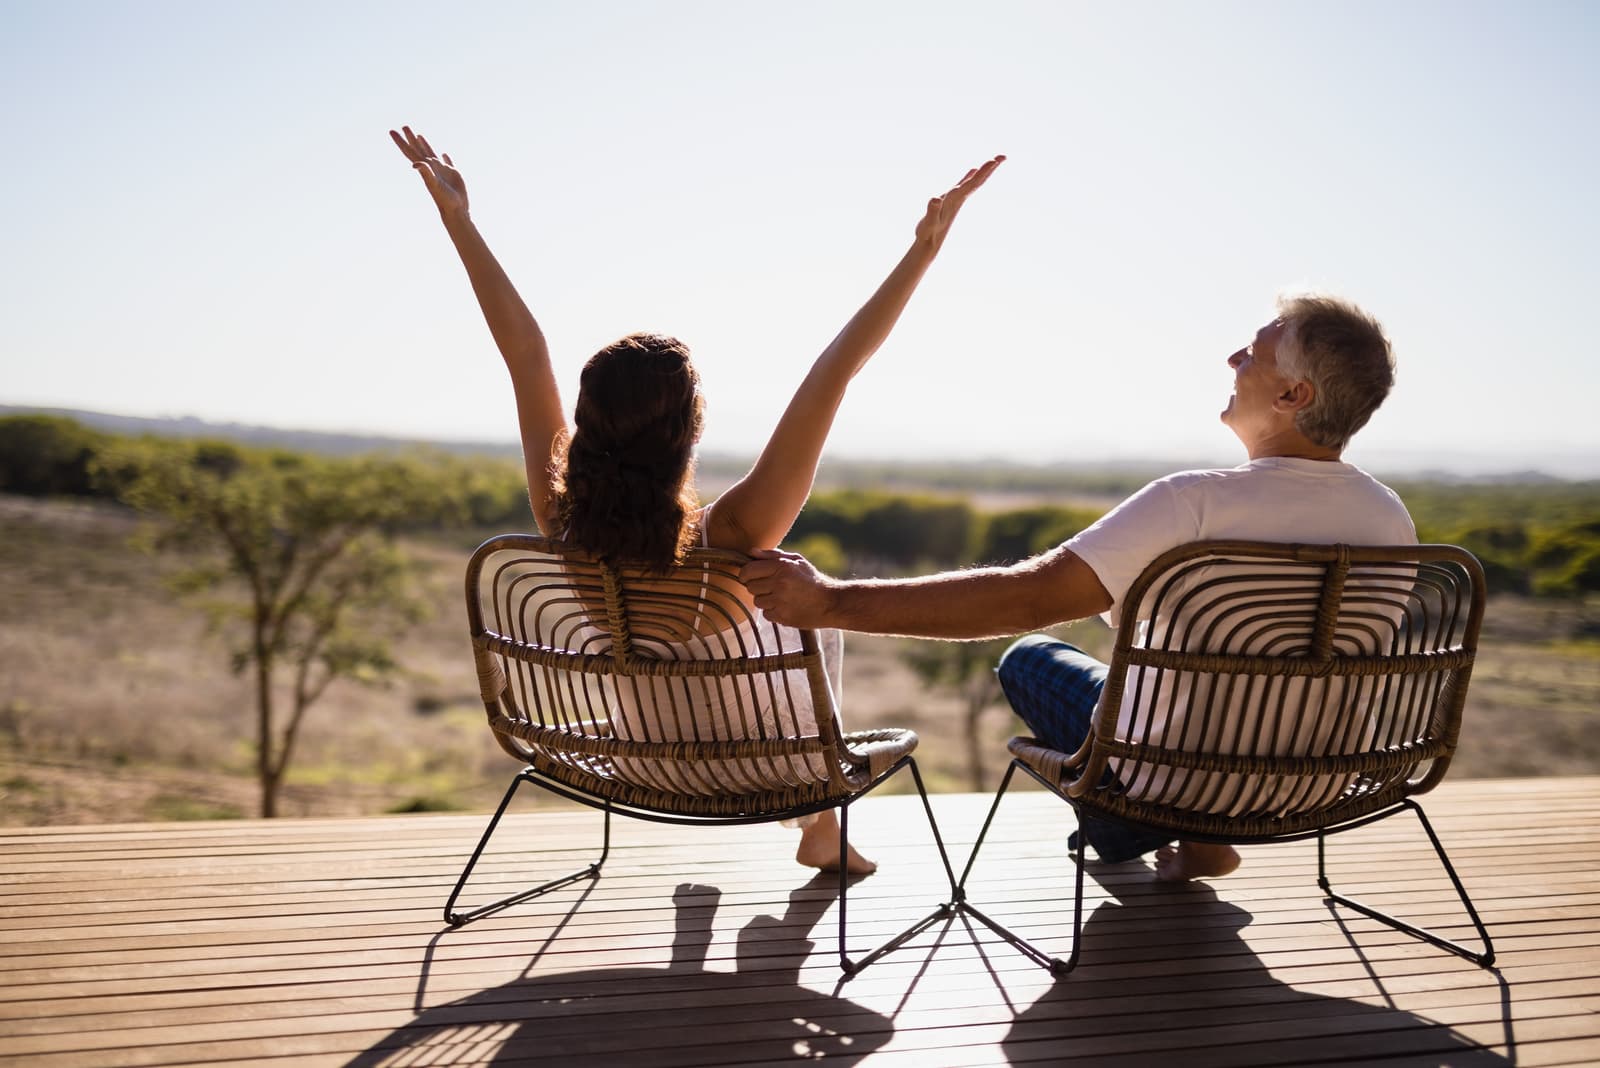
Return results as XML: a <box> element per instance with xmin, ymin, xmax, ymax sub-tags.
<box><xmin>1221</xmin><ymin>319</ymin><xmax>1294</xmax><ymax>439</ymax></box>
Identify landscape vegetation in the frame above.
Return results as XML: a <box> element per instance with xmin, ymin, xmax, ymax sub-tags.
<box><xmin>1</xmin><ymin>411</ymin><xmax>1597</xmax><ymax>827</ymax></box>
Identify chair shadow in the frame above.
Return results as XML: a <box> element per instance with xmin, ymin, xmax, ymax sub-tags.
<box><xmin>999</xmin><ymin>875</ymin><xmax>1514</xmax><ymax>1065</ymax></box>
<box><xmin>344</xmin><ymin>875</ymin><xmax>893</xmax><ymax>1067</ymax></box>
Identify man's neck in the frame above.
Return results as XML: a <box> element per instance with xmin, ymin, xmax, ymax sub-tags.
<box><xmin>1244</xmin><ymin>431</ymin><xmax>1343</xmax><ymax>463</ymax></box>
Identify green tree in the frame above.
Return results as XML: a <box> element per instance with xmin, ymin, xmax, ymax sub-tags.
<box><xmin>0</xmin><ymin>414</ymin><xmax>109</xmax><ymax>497</ymax></box>
<box><xmin>1531</xmin><ymin>523</ymin><xmax>1600</xmax><ymax>596</ymax></box>
<box><xmin>94</xmin><ymin>437</ymin><xmax>463</xmax><ymax>817</ymax></box>
<box><xmin>975</xmin><ymin>504</ymin><xmax>1101</xmax><ymax>564</ymax></box>
<box><xmin>782</xmin><ymin>533</ymin><xmax>847</xmax><ymax>576</ymax></box>
<box><xmin>1440</xmin><ymin>522</ymin><xmax>1534</xmax><ymax>595</ymax></box>
<box><xmin>790</xmin><ymin>489</ymin><xmax>980</xmax><ymax>568</ymax></box>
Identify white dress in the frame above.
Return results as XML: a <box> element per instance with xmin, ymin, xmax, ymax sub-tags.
<box><xmin>599</xmin><ymin>506</ymin><xmax>846</xmax><ymax>797</ymax></box>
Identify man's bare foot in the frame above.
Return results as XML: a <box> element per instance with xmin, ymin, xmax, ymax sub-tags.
<box><xmin>1154</xmin><ymin>841</ymin><xmax>1241</xmax><ymax>882</ymax></box>
<box><xmin>794</xmin><ymin>810</ymin><xmax>877</xmax><ymax>875</ymax></box>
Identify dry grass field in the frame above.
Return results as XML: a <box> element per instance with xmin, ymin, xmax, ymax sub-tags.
<box><xmin>2</xmin><ymin>493</ymin><xmax>1597</xmax><ymax>826</ymax></box>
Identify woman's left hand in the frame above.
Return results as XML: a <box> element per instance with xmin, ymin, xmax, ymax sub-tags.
<box><xmin>914</xmin><ymin>154</ymin><xmax>1005</xmax><ymax>251</ymax></box>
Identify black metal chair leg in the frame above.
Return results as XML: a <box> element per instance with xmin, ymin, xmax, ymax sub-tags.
<box><xmin>911</xmin><ymin>758</ymin><xmax>964</xmax><ymax>903</ymax></box>
<box><xmin>956</xmin><ymin>759</ymin><xmax>1020</xmax><ymax>897</ymax></box>
<box><xmin>1318</xmin><ymin>799</ymin><xmax>1495</xmax><ymax>968</ymax></box>
<box><xmin>951</xmin><ymin>758</ymin><xmax>1082</xmax><ymax>976</ymax></box>
<box><xmin>443</xmin><ymin>770</ymin><xmax>610</xmax><ymax>927</ymax></box>
<box><xmin>837</xmin><ymin>758</ymin><xmax>960</xmax><ymax>977</ymax></box>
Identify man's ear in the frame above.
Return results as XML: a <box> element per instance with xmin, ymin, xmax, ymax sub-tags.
<box><xmin>1274</xmin><ymin>380</ymin><xmax>1315</xmax><ymax>414</ymax></box>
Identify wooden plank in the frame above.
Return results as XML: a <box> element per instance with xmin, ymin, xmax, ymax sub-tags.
<box><xmin>1</xmin><ymin>779</ymin><xmax>1597</xmax><ymax>1066</ymax></box>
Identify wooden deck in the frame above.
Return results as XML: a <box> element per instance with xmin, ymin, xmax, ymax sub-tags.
<box><xmin>3</xmin><ymin>776</ymin><xmax>1598</xmax><ymax>1066</ymax></box>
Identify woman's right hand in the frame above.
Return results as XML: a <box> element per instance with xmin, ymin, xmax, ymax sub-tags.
<box><xmin>386</xmin><ymin>124</ymin><xmax>565</xmax><ymax>534</ymax></box>
<box><xmin>389</xmin><ymin>125</ymin><xmax>469</xmax><ymax>222</ymax></box>
<box><xmin>703</xmin><ymin>153</ymin><xmax>1003</xmax><ymax>553</ymax></box>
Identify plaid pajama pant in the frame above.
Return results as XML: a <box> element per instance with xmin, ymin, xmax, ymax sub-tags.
<box><xmin>995</xmin><ymin>634</ymin><xmax>1173</xmax><ymax>864</ymax></box>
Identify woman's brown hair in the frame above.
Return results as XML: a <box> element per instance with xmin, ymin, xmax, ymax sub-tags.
<box><xmin>551</xmin><ymin>333</ymin><xmax>704</xmax><ymax>571</ymax></box>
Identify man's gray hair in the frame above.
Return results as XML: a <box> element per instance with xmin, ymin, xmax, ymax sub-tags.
<box><xmin>1274</xmin><ymin>294</ymin><xmax>1395</xmax><ymax>453</ymax></box>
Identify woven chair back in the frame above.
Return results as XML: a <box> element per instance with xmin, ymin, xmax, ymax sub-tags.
<box><xmin>466</xmin><ymin>534</ymin><xmax>857</xmax><ymax>818</ymax></box>
<box><xmin>1055</xmin><ymin>541</ymin><xmax>1485</xmax><ymax>840</ymax></box>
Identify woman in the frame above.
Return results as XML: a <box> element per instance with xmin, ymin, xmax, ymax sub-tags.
<box><xmin>392</xmin><ymin>126</ymin><xmax>1000</xmax><ymax>873</ymax></box>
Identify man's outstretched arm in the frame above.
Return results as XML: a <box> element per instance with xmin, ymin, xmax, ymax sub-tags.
<box><xmin>739</xmin><ymin>543</ymin><xmax>1113</xmax><ymax>640</ymax></box>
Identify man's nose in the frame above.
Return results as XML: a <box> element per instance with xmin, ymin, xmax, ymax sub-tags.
<box><xmin>1227</xmin><ymin>349</ymin><xmax>1245</xmax><ymax>368</ymax></box>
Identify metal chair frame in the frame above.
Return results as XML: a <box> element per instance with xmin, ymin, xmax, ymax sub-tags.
<box><xmin>953</xmin><ymin>540</ymin><xmax>1496</xmax><ymax>975</ymax></box>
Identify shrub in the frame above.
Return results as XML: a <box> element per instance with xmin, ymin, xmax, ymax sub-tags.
<box><xmin>0</xmin><ymin>415</ymin><xmax>110</xmax><ymax>497</ymax></box>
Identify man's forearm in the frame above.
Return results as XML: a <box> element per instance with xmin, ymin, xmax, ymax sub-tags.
<box><xmin>743</xmin><ymin>544</ymin><xmax>1111</xmax><ymax>638</ymax></box>
<box><xmin>826</xmin><ymin>563</ymin><xmax>1070</xmax><ymax>641</ymax></box>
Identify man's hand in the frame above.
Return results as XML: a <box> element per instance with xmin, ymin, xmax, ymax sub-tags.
<box><xmin>390</xmin><ymin>125</ymin><xmax>469</xmax><ymax>222</ymax></box>
<box><xmin>740</xmin><ymin>549</ymin><xmax>839</xmax><ymax>630</ymax></box>
<box><xmin>914</xmin><ymin>154</ymin><xmax>1005</xmax><ymax>253</ymax></box>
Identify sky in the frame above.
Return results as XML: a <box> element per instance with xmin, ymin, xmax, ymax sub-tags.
<box><xmin>3</xmin><ymin>0</ymin><xmax>1597</xmax><ymax>478</ymax></box>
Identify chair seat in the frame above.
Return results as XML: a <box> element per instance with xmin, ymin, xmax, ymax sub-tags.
<box><xmin>495</xmin><ymin>720</ymin><xmax>920</xmax><ymax>819</ymax></box>
<box><xmin>1007</xmin><ymin>734</ymin><xmax>1439</xmax><ymax>841</ymax></box>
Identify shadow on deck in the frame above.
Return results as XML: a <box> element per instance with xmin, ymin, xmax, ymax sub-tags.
<box><xmin>3</xmin><ymin>778</ymin><xmax>1597</xmax><ymax>1066</ymax></box>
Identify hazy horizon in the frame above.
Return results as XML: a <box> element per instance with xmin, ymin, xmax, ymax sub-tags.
<box><xmin>7</xmin><ymin>402</ymin><xmax>1593</xmax><ymax>482</ymax></box>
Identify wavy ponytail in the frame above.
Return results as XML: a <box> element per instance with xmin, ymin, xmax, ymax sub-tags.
<box><xmin>551</xmin><ymin>333</ymin><xmax>704</xmax><ymax>571</ymax></box>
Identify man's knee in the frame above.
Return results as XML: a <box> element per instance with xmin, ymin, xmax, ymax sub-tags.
<box><xmin>996</xmin><ymin>633</ymin><xmax>1060</xmax><ymax>687</ymax></box>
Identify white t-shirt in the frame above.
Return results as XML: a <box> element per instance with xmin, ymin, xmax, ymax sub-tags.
<box><xmin>1068</xmin><ymin>457</ymin><xmax>1416</xmax><ymax>626</ymax></box>
<box><xmin>602</xmin><ymin>504</ymin><xmax>844</xmax><ymax>795</ymax></box>
<box><xmin>1064</xmin><ymin>457</ymin><xmax>1417</xmax><ymax>815</ymax></box>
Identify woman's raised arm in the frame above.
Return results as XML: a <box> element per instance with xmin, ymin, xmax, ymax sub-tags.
<box><xmin>390</xmin><ymin>126</ymin><xmax>567</xmax><ymax>534</ymax></box>
<box><xmin>705</xmin><ymin>155</ymin><xmax>1004</xmax><ymax>552</ymax></box>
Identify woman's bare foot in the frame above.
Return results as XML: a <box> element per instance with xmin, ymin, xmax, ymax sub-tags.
<box><xmin>794</xmin><ymin>810</ymin><xmax>877</xmax><ymax>875</ymax></box>
<box><xmin>1154</xmin><ymin>841</ymin><xmax>1241</xmax><ymax>882</ymax></box>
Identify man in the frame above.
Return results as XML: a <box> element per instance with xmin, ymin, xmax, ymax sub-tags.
<box><xmin>740</xmin><ymin>294</ymin><xmax>1416</xmax><ymax>882</ymax></box>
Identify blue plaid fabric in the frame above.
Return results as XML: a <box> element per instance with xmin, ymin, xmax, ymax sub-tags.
<box><xmin>996</xmin><ymin>635</ymin><xmax>1173</xmax><ymax>863</ymax></box>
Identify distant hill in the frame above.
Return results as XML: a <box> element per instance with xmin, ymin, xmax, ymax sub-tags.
<box><xmin>2</xmin><ymin>404</ymin><xmax>1592</xmax><ymax>486</ymax></box>
<box><xmin>0</xmin><ymin>404</ymin><xmax>523</xmax><ymax>460</ymax></box>
<box><xmin>0</xmin><ymin>404</ymin><xmax>1182</xmax><ymax>493</ymax></box>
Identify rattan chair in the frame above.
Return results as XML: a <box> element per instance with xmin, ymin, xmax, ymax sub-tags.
<box><xmin>955</xmin><ymin>540</ymin><xmax>1495</xmax><ymax>975</ymax></box>
<box><xmin>445</xmin><ymin>533</ymin><xmax>958</xmax><ymax>976</ymax></box>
